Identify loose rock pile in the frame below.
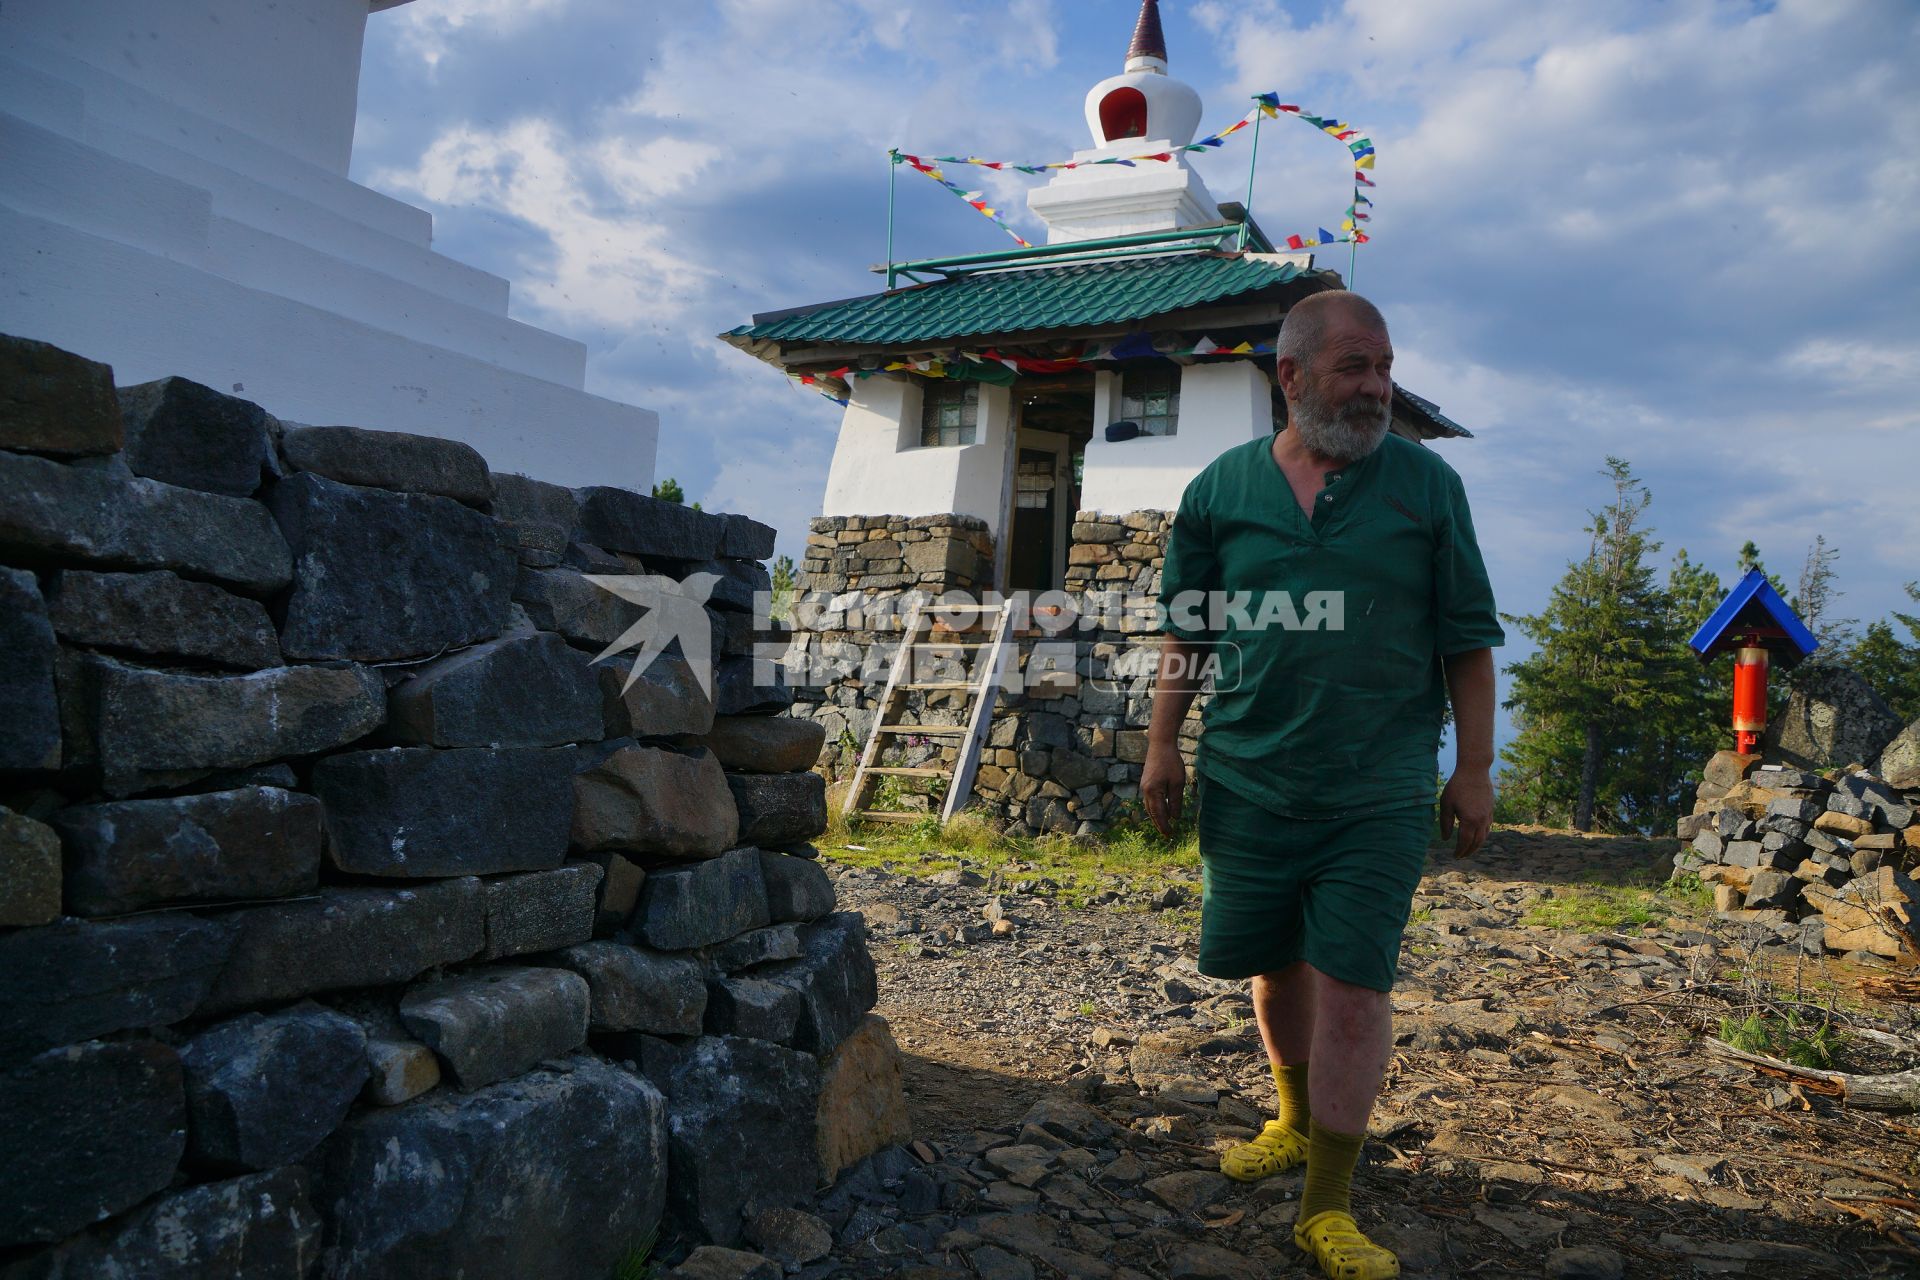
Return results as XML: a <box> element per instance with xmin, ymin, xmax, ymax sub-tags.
<box><xmin>1676</xmin><ymin>750</ymin><xmax>1920</xmax><ymax>959</ymax></box>
<box><xmin>0</xmin><ymin>332</ymin><xmax>904</xmax><ymax>1277</ymax></box>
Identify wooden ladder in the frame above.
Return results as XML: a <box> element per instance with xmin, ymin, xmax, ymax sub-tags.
<box><xmin>843</xmin><ymin>600</ymin><xmax>1015</xmax><ymax>826</ymax></box>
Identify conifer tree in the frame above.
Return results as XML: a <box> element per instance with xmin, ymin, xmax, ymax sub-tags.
<box><xmin>1792</xmin><ymin>534</ymin><xmax>1857</xmax><ymax>654</ymax></box>
<box><xmin>1499</xmin><ymin>459</ymin><xmax>1692</xmax><ymax>831</ymax></box>
<box><xmin>769</xmin><ymin>553</ymin><xmax>797</xmax><ymax>623</ymax></box>
<box><xmin>1849</xmin><ymin>582</ymin><xmax>1920</xmax><ymax>721</ymax></box>
<box><xmin>1736</xmin><ymin>540</ymin><xmax>1792</xmax><ymax>600</ymax></box>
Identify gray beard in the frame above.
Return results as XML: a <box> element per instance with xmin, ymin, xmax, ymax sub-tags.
<box><xmin>1290</xmin><ymin>388</ymin><xmax>1391</xmax><ymax>462</ymax></box>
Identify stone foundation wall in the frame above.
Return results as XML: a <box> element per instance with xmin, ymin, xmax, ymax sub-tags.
<box><xmin>0</xmin><ymin>332</ymin><xmax>904</xmax><ymax>1276</ymax></box>
<box><xmin>788</xmin><ymin>509</ymin><xmax>1204</xmax><ymax>836</ymax></box>
<box><xmin>803</xmin><ymin>513</ymin><xmax>994</xmax><ymax>597</ymax></box>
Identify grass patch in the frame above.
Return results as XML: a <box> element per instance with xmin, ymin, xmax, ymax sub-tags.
<box><xmin>1718</xmin><ymin>1011</ymin><xmax>1845</xmax><ymax>1070</ymax></box>
<box><xmin>1665</xmin><ymin>872</ymin><xmax>1715</xmax><ymax>916</ymax></box>
<box><xmin>1522</xmin><ymin>882</ymin><xmax>1677</xmax><ymax>931</ymax></box>
<box><xmin>610</xmin><ymin>1229</ymin><xmax>658</xmax><ymax>1280</ymax></box>
<box><xmin>821</xmin><ymin>798</ymin><xmax>1201</xmax><ymax>906</ymax></box>
<box><xmin>1517</xmin><ymin>867</ymin><xmax>1717</xmax><ymax>933</ymax></box>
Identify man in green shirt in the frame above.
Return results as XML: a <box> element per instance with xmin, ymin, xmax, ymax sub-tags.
<box><xmin>1142</xmin><ymin>291</ymin><xmax>1503</xmax><ymax>1280</ymax></box>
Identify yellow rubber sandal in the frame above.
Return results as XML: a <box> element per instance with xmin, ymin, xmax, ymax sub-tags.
<box><xmin>1218</xmin><ymin>1119</ymin><xmax>1308</xmax><ymax>1182</ymax></box>
<box><xmin>1293</xmin><ymin>1209</ymin><xmax>1400</xmax><ymax>1280</ymax></box>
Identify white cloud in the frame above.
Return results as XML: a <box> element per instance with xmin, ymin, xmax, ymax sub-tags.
<box><xmin>1787</xmin><ymin>338</ymin><xmax>1920</xmax><ymax>393</ymax></box>
<box><xmin>385</xmin><ymin>0</ymin><xmax>573</xmax><ymax>71</ymax></box>
<box><xmin>370</xmin><ymin>118</ymin><xmax>714</xmax><ymax>332</ymax></box>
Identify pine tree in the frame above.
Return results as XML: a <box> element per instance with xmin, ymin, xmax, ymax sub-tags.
<box><xmin>769</xmin><ymin>553</ymin><xmax>796</xmax><ymax>623</ymax></box>
<box><xmin>651</xmin><ymin>477</ymin><xmax>686</xmax><ymax>504</ymax></box>
<box><xmin>1792</xmin><ymin>534</ymin><xmax>1858</xmax><ymax>654</ymax></box>
<box><xmin>1850</xmin><ymin>582</ymin><xmax>1920</xmax><ymax>721</ymax></box>
<box><xmin>1499</xmin><ymin>459</ymin><xmax>1692</xmax><ymax>831</ymax></box>
<box><xmin>1736</xmin><ymin>540</ymin><xmax>1792</xmax><ymax>600</ymax></box>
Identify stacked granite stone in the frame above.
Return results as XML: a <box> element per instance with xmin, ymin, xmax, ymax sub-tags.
<box><xmin>1060</xmin><ymin>510</ymin><xmax>1170</xmax><ymax>596</ymax></box>
<box><xmin>0</xmin><ymin>333</ymin><xmax>899</xmax><ymax>1277</ymax></box>
<box><xmin>1674</xmin><ymin>675</ymin><xmax>1920</xmax><ymax>958</ymax></box>
<box><xmin>786</xmin><ymin>509</ymin><xmax>1200</xmax><ymax>836</ymax></box>
<box><xmin>802</xmin><ymin>514</ymin><xmax>993</xmax><ymax>596</ymax></box>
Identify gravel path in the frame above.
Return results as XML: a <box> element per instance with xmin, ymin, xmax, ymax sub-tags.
<box><xmin>773</xmin><ymin>827</ymin><xmax>1920</xmax><ymax>1280</ymax></box>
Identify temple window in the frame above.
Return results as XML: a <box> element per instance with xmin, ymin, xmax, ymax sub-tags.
<box><xmin>1118</xmin><ymin>365</ymin><xmax>1179</xmax><ymax>436</ymax></box>
<box><xmin>919</xmin><ymin>381</ymin><xmax>978</xmax><ymax>447</ymax></box>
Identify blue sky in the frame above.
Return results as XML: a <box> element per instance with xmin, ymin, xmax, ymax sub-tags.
<box><xmin>352</xmin><ymin>0</ymin><xmax>1920</xmax><ymax>763</ymax></box>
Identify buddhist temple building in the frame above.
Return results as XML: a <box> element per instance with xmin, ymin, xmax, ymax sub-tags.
<box><xmin>725</xmin><ymin>0</ymin><xmax>1467</xmax><ymax>597</ymax></box>
<box><xmin>724</xmin><ymin>0</ymin><xmax>1475</xmax><ymax>833</ymax></box>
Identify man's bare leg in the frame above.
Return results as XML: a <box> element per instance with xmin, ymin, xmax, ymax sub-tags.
<box><xmin>1294</xmin><ymin>968</ymin><xmax>1399</xmax><ymax>1278</ymax></box>
<box><xmin>1306</xmin><ymin>970</ymin><xmax>1392</xmax><ymax>1131</ymax></box>
<box><xmin>1221</xmin><ymin>964</ymin><xmax>1316</xmax><ymax>1180</ymax></box>
<box><xmin>1252</xmin><ymin>962</ymin><xmax>1315</xmax><ymax>1066</ymax></box>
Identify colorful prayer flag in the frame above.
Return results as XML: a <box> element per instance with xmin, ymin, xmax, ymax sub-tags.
<box><xmin>896</xmin><ymin>92</ymin><xmax>1376</xmax><ymax>257</ymax></box>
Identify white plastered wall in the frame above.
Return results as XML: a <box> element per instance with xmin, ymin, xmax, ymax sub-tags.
<box><xmin>821</xmin><ymin>376</ymin><xmax>1015</xmax><ymax>535</ymax></box>
<box><xmin>1078</xmin><ymin>360</ymin><xmax>1271</xmax><ymax>515</ymax></box>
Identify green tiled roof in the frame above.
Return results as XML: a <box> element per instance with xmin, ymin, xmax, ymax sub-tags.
<box><xmin>725</xmin><ymin>252</ymin><xmax>1303</xmax><ymax>347</ymax></box>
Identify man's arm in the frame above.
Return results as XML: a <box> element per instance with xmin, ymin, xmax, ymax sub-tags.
<box><xmin>1439</xmin><ymin>646</ymin><xmax>1495</xmax><ymax>858</ymax></box>
<box><xmin>1141</xmin><ymin>636</ymin><xmax>1207</xmax><ymax>836</ymax></box>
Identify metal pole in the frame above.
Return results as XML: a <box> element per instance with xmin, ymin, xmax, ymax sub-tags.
<box><xmin>885</xmin><ymin>149</ymin><xmax>899</xmax><ymax>290</ymax></box>
<box><xmin>1238</xmin><ymin>106</ymin><xmax>1264</xmax><ymax>252</ymax></box>
<box><xmin>875</xmin><ymin>222</ymin><xmax>1241</xmax><ymax>275</ymax></box>
<box><xmin>1348</xmin><ymin>236</ymin><xmax>1358</xmax><ymax>289</ymax></box>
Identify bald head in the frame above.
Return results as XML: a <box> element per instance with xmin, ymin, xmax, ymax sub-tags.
<box><xmin>1274</xmin><ymin>291</ymin><xmax>1395</xmax><ymax>463</ymax></box>
<box><xmin>1276</xmin><ymin>291</ymin><xmax>1388</xmax><ymax>375</ymax></box>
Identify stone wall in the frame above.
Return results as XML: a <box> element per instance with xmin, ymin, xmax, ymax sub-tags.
<box><xmin>802</xmin><ymin>513</ymin><xmax>995</xmax><ymax>597</ymax></box>
<box><xmin>0</xmin><ymin>332</ymin><xmax>904</xmax><ymax>1276</ymax></box>
<box><xmin>788</xmin><ymin>509</ymin><xmax>1203</xmax><ymax>836</ymax></box>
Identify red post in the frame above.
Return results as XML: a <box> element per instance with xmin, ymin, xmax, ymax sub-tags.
<box><xmin>1732</xmin><ymin>642</ymin><xmax>1768</xmax><ymax>755</ymax></box>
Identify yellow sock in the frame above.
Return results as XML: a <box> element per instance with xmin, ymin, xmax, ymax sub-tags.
<box><xmin>1300</xmin><ymin>1120</ymin><xmax>1364</xmax><ymax>1223</ymax></box>
<box><xmin>1272</xmin><ymin>1060</ymin><xmax>1311</xmax><ymax>1133</ymax></box>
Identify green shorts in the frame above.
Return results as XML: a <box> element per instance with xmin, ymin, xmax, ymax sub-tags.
<box><xmin>1195</xmin><ymin>773</ymin><xmax>1433</xmax><ymax>992</ymax></box>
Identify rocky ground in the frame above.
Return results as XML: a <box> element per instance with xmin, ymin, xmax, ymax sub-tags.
<box><xmin>706</xmin><ymin>827</ymin><xmax>1920</xmax><ymax>1280</ymax></box>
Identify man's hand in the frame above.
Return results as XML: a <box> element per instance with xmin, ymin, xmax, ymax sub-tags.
<box><xmin>1439</xmin><ymin>767</ymin><xmax>1492</xmax><ymax>859</ymax></box>
<box><xmin>1141</xmin><ymin>741</ymin><xmax>1187</xmax><ymax>837</ymax></box>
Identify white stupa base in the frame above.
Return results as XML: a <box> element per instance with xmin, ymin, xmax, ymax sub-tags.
<box><xmin>1026</xmin><ymin>140</ymin><xmax>1221</xmax><ymax>244</ymax></box>
<box><xmin>0</xmin><ymin>203</ymin><xmax>656</xmax><ymax>489</ymax></box>
<box><xmin>0</xmin><ymin>5</ymin><xmax>658</xmax><ymax>490</ymax></box>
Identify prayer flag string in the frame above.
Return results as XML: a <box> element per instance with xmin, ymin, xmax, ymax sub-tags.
<box><xmin>896</xmin><ymin>153</ymin><xmax>1032</xmax><ymax>248</ymax></box>
<box><xmin>895</xmin><ymin>93</ymin><xmax>1377</xmax><ymax>253</ymax></box>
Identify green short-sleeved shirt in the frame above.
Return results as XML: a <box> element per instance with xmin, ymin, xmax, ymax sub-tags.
<box><xmin>1157</xmin><ymin>432</ymin><xmax>1505</xmax><ymax>820</ymax></box>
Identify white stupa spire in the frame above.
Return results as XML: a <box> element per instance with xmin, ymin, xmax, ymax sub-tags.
<box><xmin>1028</xmin><ymin>0</ymin><xmax>1221</xmax><ymax>244</ymax></box>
